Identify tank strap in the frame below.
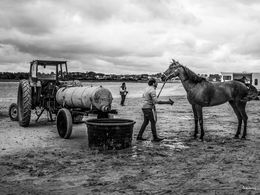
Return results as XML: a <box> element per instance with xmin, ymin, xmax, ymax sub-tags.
<box><xmin>62</xmin><ymin>96</ymin><xmax>66</xmax><ymax>107</ymax></box>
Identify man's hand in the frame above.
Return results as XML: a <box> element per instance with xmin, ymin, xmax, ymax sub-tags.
<box><xmin>169</xmin><ymin>98</ymin><xmax>174</xmax><ymax>105</ymax></box>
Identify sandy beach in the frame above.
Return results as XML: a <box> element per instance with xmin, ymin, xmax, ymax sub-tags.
<box><xmin>0</xmin><ymin>94</ymin><xmax>259</xmax><ymax>194</ymax></box>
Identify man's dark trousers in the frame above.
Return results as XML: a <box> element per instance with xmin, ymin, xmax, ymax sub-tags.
<box><xmin>137</xmin><ymin>108</ymin><xmax>157</xmax><ymax>138</ymax></box>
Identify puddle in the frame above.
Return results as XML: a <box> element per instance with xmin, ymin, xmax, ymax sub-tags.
<box><xmin>161</xmin><ymin>143</ymin><xmax>189</xmax><ymax>150</ymax></box>
<box><xmin>131</xmin><ymin>146</ymin><xmax>138</xmax><ymax>158</ymax></box>
<box><xmin>161</xmin><ymin>138</ymin><xmax>189</xmax><ymax>150</ymax></box>
<box><xmin>131</xmin><ymin>138</ymin><xmax>189</xmax><ymax>158</ymax></box>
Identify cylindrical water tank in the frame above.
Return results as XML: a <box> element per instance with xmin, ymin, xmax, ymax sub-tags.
<box><xmin>56</xmin><ymin>86</ymin><xmax>113</xmax><ymax>112</ymax></box>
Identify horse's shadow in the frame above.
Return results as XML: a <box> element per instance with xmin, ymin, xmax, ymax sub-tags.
<box><xmin>184</xmin><ymin>134</ymin><xmax>250</xmax><ymax>146</ymax></box>
<box><xmin>27</xmin><ymin>119</ymin><xmax>56</xmax><ymax>127</ymax></box>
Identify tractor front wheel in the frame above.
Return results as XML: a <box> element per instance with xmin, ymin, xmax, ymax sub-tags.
<box><xmin>57</xmin><ymin>108</ymin><xmax>72</xmax><ymax>139</ymax></box>
<box><xmin>17</xmin><ymin>80</ymin><xmax>32</xmax><ymax>127</ymax></box>
<box><xmin>9</xmin><ymin>103</ymin><xmax>18</xmax><ymax>121</ymax></box>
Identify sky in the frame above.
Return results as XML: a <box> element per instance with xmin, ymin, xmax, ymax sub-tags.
<box><xmin>0</xmin><ymin>0</ymin><xmax>260</xmax><ymax>74</ymax></box>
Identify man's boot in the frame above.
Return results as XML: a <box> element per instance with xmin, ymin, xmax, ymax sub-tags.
<box><xmin>153</xmin><ymin>137</ymin><xmax>164</xmax><ymax>142</ymax></box>
<box><xmin>151</xmin><ymin>127</ymin><xmax>164</xmax><ymax>142</ymax></box>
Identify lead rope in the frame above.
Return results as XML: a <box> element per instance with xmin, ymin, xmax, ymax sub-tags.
<box><xmin>157</xmin><ymin>81</ymin><xmax>167</xmax><ymax>98</ymax></box>
<box><xmin>157</xmin><ymin>73</ymin><xmax>169</xmax><ymax>98</ymax></box>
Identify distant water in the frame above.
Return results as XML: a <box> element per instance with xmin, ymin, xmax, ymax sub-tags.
<box><xmin>0</xmin><ymin>82</ymin><xmax>19</xmax><ymax>103</ymax></box>
<box><xmin>83</xmin><ymin>81</ymin><xmax>186</xmax><ymax>98</ymax></box>
<box><xmin>0</xmin><ymin>81</ymin><xmax>186</xmax><ymax>102</ymax></box>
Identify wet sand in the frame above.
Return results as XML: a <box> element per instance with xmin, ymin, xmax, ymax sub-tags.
<box><xmin>0</xmin><ymin>96</ymin><xmax>259</xmax><ymax>194</ymax></box>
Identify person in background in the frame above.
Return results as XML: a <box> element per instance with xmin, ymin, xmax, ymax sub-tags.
<box><xmin>137</xmin><ymin>78</ymin><xmax>174</xmax><ymax>142</ymax></box>
<box><xmin>119</xmin><ymin>82</ymin><xmax>128</xmax><ymax>106</ymax></box>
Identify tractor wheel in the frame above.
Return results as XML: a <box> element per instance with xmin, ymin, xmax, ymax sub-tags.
<box><xmin>9</xmin><ymin>103</ymin><xmax>18</xmax><ymax>121</ymax></box>
<box><xmin>72</xmin><ymin>114</ymin><xmax>84</xmax><ymax>124</ymax></box>
<box><xmin>17</xmin><ymin>80</ymin><xmax>32</xmax><ymax>127</ymax></box>
<box><xmin>57</xmin><ymin>108</ymin><xmax>72</xmax><ymax>139</ymax></box>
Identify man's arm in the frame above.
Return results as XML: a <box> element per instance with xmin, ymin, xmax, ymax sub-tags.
<box><xmin>151</xmin><ymin>90</ymin><xmax>174</xmax><ymax>105</ymax></box>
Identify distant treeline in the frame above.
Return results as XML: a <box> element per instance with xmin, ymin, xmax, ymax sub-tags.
<box><xmin>0</xmin><ymin>72</ymin><xmax>221</xmax><ymax>82</ymax></box>
<box><xmin>0</xmin><ymin>71</ymin><xmax>159</xmax><ymax>81</ymax></box>
<box><xmin>0</xmin><ymin>72</ymin><xmax>29</xmax><ymax>80</ymax></box>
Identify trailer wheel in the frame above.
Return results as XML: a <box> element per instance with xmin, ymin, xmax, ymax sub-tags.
<box><xmin>57</xmin><ymin>108</ymin><xmax>72</xmax><ymax>139</ymax></box>
<box><xmin>9</xmin><ymin>103</ymin><xmax>18</xmax><ymax>121</ymax></box>
<box><xmin>17</xmin><ymin>80</ymin><xmax>32</xmax><ymax>127</ymax></box>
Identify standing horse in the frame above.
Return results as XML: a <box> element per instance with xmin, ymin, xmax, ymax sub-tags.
<box><xmin>161</xmin><ymin>59</ymin><xmax>257</xmax><ymax>141</ymax></box>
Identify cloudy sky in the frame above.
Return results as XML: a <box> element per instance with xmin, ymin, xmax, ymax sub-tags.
<box><xmin>1</xmin><ymin>0</ymin><xmax>260</xmax><ymax>74</ymax></box>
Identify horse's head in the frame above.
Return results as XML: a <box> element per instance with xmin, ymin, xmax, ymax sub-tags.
<box><xmin>161</xmin><ymin>59</ymin><xmax>183</xmax><ymax>81</ymax></box>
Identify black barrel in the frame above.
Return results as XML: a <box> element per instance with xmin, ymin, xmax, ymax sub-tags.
<box><xmin>85</xmin><ymin>118</ymin><xmax>136</xmax><ymax>150</ymax></box>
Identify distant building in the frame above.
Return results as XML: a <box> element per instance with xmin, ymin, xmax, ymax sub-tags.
<box><xmin>198</xmin><ymin>73</ymin><xmax>208</xmax><ymax>79</ymax></box>
<box><xmin>252</xmin><ymin>73</ymin><xmax>260</xmax><ymax>88</ymax></box>
<box><xmin>221</xmin><ymin>72</ymin><xmax>260</xmax><ymax>91</ymax></box>
<box><xmin>208</xmin><ymin>74</ymin><xmax>221</xmax><ymax>82</ymax></box>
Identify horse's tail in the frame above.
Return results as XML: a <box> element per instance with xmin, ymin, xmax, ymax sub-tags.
<box><xmin>241</xmin><ymin>83</ymin><xmax>259</xmax><ymax>101</ymax></box>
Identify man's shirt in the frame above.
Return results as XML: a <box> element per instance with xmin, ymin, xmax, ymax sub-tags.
<box><xmin>142</xmin><ymin>86</ymin><xmax>158</xmax><ymax>109</ymax></box>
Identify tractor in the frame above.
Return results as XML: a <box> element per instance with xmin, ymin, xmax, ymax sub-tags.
<box><xmin>10</xmin><ymin>60</ymin><xmax>116</xmax><ymax>139</ymax></box>
<box><xmin>15</xmin><ymin>60</ymin><xmax>70</xmax><ymax>127</ymax></box>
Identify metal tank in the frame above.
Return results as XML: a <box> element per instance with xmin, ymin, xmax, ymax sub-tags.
<box><xmin>56</xmin><ymin>86</ymin><xmax>113</xmax><ymax>112</ymax></box>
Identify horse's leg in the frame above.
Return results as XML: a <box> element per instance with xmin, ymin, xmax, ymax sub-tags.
<box><xmin>229</xmin><ymin>100</ymin><xmax>242</xmax><ymax>138</ymax></box>
<box><xmin>237</xmin><ymin>101</ymin><xmax>248</xmax><ymax>139</ymax></box>
<box><xmin>192</xmin><ymin>104</ymin><xmax>198</xmax><ymax>139</ymax></box>
<box><xmin>195</xmin><ymin>105</ymin><xmax>204</xmax><ymax>141</ymax></box>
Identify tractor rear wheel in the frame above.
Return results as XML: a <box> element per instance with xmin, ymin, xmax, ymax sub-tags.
<box><xmin>17</xmin><ymin>80</ymin><xmax>32</xmax><ymax>127</ymax></box>
<box><xmin>9</xmin><ymin>103</ymin><xmax>18</xmax><ymax>121</ymax></box>
<box><xmin>57</xmin><ymin>108</ymin><xmax>72</xmax><ymax>139</ymax></box>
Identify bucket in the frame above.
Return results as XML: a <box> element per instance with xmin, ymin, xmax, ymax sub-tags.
<box><xmin>85</xmin><ymin>118</ymin><xmax>136</xmax><ymax>150</ymax></box>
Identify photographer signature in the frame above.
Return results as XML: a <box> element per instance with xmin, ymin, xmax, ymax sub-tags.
<box><xmin>242</xmin><ymin>186</ymin><xmax>257</xmax><ymax>191</ymax></box>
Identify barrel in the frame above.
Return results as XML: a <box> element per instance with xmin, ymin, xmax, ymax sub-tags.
<box><xmin>85</xmin><ymin>119</ymin><xmax>136</xmax><ymax>150</ymax></box>
<box><xmin>56</xmin><ymin>86</ymin><xmax>113</xmax><ymax>112</ymax></box>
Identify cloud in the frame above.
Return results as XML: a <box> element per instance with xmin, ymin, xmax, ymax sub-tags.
<box><xmin>0</xmin><ymin>0</ymin><xmax>260</xmax><ymax>74</ymax></box>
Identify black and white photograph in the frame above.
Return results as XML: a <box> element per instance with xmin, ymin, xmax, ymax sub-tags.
<box><xmin>0</xmin><ymin>0</ymin><xmax>259</xmax><ymax>194</ymax></box>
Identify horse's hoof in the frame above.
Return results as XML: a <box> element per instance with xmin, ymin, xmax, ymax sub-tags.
<box><xmin>241</xmin><ymin>137</ymin><xmax>246</xmax><ymax>140</ymax></box>
<box><xmin>234</xmin><ymin>136</ymin><xmax>239</xmax><ymax>139</ymax></box>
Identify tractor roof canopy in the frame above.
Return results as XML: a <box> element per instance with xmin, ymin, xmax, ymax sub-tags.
<box><xmin>31</xmin><ymin>60</ymin><xmax>67</xmax><ymax>66</ymax></box>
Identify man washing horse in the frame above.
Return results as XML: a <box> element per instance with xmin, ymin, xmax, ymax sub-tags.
<box><xmin>137</xmin><ymin>78</ymin><xmax>174</xmax><ymax>142</ymax></box>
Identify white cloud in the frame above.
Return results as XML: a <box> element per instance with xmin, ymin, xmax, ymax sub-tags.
<box><xmin>0</xmin><ymin>0</ymin><xmax>260</xmax><ymax>74</ymax></box>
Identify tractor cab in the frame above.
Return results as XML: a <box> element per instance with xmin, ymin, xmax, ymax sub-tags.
<box><xmin>29</xmin><ymin>60</ymin><xmax>68</xmax><ymax>83</ymax></box>
<box><xmin>28</xmin><ymin>60</ymin><xmax>69</xmax><ymax>116</ymax></box>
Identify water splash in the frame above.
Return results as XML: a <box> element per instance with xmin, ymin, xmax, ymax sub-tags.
<box><xmin>161</xmin><ymin>138</ymin><xmax>189</xmax><ymax>150</ymax></box>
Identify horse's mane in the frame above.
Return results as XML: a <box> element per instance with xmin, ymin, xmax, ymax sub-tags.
<box><xmin>180</xmin><ymin>65</ymin><xmax>206</xmax><ymax>83</ymax></box>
